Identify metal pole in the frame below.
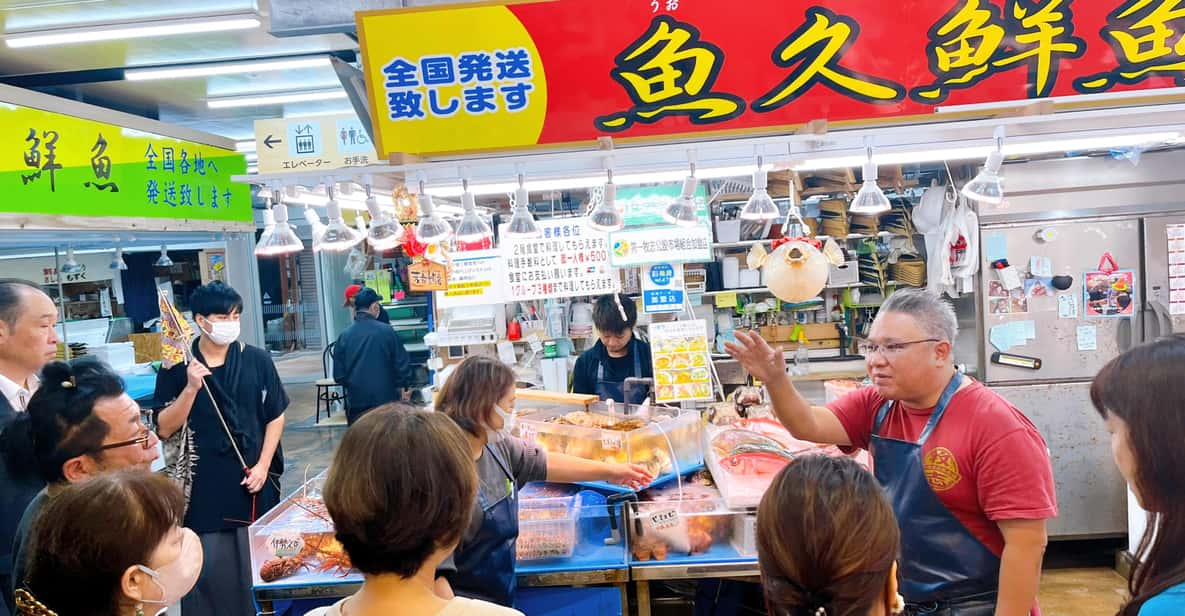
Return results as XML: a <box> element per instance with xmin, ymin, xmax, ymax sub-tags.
<box><xmin>53</xmin><ymin>247</ymin><xmax>70</xmax><ymax>360</ymax></box>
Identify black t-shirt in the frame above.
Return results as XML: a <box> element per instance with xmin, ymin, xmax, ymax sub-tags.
<box><xmin>571</xmin><ymin>338</ymin><xmax>653</xmax><ymax>395</ymax></box>
<box><xmin>153</xmin><ymin>344</ymin><xmax>289</xmax><ymax>533</ymax></box>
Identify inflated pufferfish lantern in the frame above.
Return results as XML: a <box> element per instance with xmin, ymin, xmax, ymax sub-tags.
<box><xmin>748</xmin><ymin>236</ymin><xmax>846</xmax><ymax>303</ymax></box>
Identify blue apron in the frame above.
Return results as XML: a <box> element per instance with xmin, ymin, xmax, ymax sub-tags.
<box><xmin>452</xmin><ymin>444</ymin><xmax>519</xmax><ymax>607</ymax></box>
<box><xmin>872</xmin><ymin>373</ymin><xmax>1000</xmax><ymax>615</ymax></box>
<box><xmin>595</xmin><ymin>339</ymin><xmax>648</xmax><ymax>405</ymax></box>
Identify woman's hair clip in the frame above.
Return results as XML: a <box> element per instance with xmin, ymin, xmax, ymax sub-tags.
<box><xmin>61</xmin><ymin>376</ymin><xmax>76</xmax><ymax>389</ymax></box>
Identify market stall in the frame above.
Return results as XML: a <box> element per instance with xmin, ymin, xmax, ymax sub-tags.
<box><xmin>232</xmin><ymin>0</ymin><xmax>1185</xmax><ymax>613</ymax></box>
<box><xmin>0</xmin><ymin>84</ymin><xmax>257</xmax><ymax>395</ymax></box>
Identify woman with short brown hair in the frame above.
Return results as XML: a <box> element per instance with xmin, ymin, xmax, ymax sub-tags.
<box><xmin>758</xmin><ymin>455</ymin><xmax>903</xmax><ymax>616</ymax></box>
<box><xmin>308</xmin><ymin>405</ymin><xmax>520</xmax><ymax>616</ymax></box>
<box><xmin>433</xmin><ymin>356</ymin><xmax>652</xmax><ymax>607</ymax></box>
<box><xmin>16</xmin><ymin>470</ymin><xmax>202</xmax><ymax>616</ymax></box>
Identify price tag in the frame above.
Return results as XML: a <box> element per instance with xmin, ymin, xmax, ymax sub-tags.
<box><xmin>601</xmin><ymin>432</ymin><xmax>623</xmax><ymax>451</ymax></box>
<box><xmin>266</xmin><ymin>531</ymin><xmax>305</xmax><ymax>558</ymax></box>
<box><xmin>714</xmin><ymin>292</ymin><xmax>737</xmax><ymax>308</ymax></box>
<box><xmin>647</xmin><ymin>508</ymin><xmax>680</xmax><ymax>532</ymax></box>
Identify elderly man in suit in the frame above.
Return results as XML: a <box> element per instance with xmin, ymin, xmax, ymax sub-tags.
<box><xmin>0</xmin><ymin>279</ymin><xmax>59</xmax><ymax>615</ymax></box>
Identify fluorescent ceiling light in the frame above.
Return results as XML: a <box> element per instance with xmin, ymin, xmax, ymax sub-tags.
<box><xmin>235</xmin><ymin>140</ymin><xmax>255</xmax><ymax>153</ymax></box>
<box><xmin>126</xmin><ymin>56</ymin><xmax>331</xmax><ymax>81</ymax></box>
<box><xmin>208</xmin><ymin>89</ymin><xmax>346</xmax><ymax>109</ymax></box>
<box><xmin>6</xmin><ymin>15</ymin><xmax>260</xmax><ymax>48</ymax></box>
<box><xmin>283</xmin><ymin>107</ymin><xmax>356</xmax><ymax>119</ymax></box>
<box><xmin>936</xmin><ymin>88</ymin><xmax>1185</xmax><ymax>114</ymax></box>
<box><xmin>244</xmin><ymin>152</ymin><xmax>258</xmax><ymax>162</ymax></box>
<box><xmin>793</xmin><ymin>130</ymin><xmax>1182</xmax><ymax>171</ymax></box>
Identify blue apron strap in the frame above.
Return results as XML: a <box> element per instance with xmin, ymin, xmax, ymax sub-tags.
<box><xmin>917</xmin><ymin>372</ymin><xmax>964</xmax><ymax>446</ymax></box>
<box><xmin>873</xmin><ymin>400</ymin><xmax>894</xmax><ymax>435</ymax></box>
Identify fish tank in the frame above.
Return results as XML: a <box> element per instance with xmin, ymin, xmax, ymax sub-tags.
<box><xmin>515</xmin><ymin>483</ymin><xmax>630</xmax><ymax>572</ymax></box>
<box><xmin>513</xmin><ymin>405</ymin><xmax>704</xmax><ymax>491</ymax></box>
<box><xmin>248</xmin><ymin>470</ymin><xmax>360</xmax><ymax>589</ymax></box>
<box><xmin>626</xmin><ymin>472</ymin><xmax>753</xmax><ymax>564</ymax></box>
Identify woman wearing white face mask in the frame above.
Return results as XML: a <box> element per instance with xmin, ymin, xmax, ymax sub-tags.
<box><xmin>432</xmin><ymin>356</ymin><xmax>653</xmax><ymax>608</ymax></box>
<box><xmin>15</xmin><ymin>470</ymin><xmax>202</xmax><ymax>616</ymax></box>
<box><xmin>152</xmin><ymin>282</ymin><xmax>288</xmax><ymax>616</ymax></box>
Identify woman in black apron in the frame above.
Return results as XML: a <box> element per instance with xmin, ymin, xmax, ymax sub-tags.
<box><xmin>434</xmin><ymin>357</ymin><xmax>652</xmax><ymax>606</ymax></box>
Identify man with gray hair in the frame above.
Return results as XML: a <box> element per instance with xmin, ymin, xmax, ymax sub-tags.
<box><xmin>727</xmin><ymin>288</ymin><xmax>1055</xmax><ymax>616</ymax></box>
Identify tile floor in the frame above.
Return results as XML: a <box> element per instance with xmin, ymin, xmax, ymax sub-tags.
<box><xmin>270</xmin><ymin>364</ymin><xmax>1130</xmax><ymax>615</ymax></box>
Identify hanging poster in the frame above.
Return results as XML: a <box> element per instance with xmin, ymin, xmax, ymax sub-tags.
<box><xmin>501</xmin><ymin>217</ymin><xmax>617</xmax><ymax>301</ymax></box>
<box><xmin>435</xmin><ymin>249</ymin><xmax>505</xmax><ymax>308</ymax></box>
<box><xmin>650</xmin><ymin>319</ymin><xmax>713</xmax><ymax>403</ymax></box>
<box><xmin>408</xmin><ymin>259</ymin><xmax>449</xmax><ymax>291</ymax></box>
<box><xmin>1084</xmin><ymin>269</ymin><xmax>1136</xmax><ymax>318</ymax></box>
<box><xmin>642</xmin><ymin>263</ymin><xmax>685</xmax><ymax>314</ymax></box>
<box><xmin>1168</xmin><ymin>224</ymin><xmax>1185</xmax><ymax>315</ymax></box>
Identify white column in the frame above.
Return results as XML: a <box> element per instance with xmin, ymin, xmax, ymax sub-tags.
<box><xmin>224</xmin><ymin>232</ymin><xmax>266</xmax><ymax>349</ymax></box>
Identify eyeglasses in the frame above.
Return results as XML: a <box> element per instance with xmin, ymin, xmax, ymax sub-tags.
<box><xmin>98</xmin><ymin>424</ymin><xmax>156</xmax><ymax>452</ymax></box>
<box><xmin>857</xmin><ymin>338</ymin><xmax>942</xmax><ymax>357</ymax></box>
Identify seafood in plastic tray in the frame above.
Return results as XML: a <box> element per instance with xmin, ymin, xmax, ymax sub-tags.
<box><xmin>513</xmin><ymin>407</ymin><xmax>702</xmax><ymax>487</ymax></box>
<box><xmin>628</xmin><ymin>472</ymin><xmax>735</xmax><ymax>561</ymax></box>
<box><xmin>516</xmin><ymin>495</ymin><xmax>580</xmax><ymax>561</ymax></box>
<box><xmin>705</xmin><ymin>417</ymin><xmax>869</xmax><ymax>509</ymax></box>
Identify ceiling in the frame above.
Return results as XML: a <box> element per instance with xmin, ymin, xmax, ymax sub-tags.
<box><xmin>0</xmin><ymin>0</ymin><xmax>362</xmax><ymax>150</ymax></box>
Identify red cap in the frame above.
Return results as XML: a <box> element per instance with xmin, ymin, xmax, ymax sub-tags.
<box><xmin>343</xmin><ymin>284</ymin><xmax>363</xmax><ymax>307</ymax></box>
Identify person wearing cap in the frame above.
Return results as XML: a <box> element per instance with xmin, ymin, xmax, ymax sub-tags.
<box><xmin>343</xmin><ymin>284</ymin><xmax>390</xmax><ymax>324</ymax></box>
<box><xmin>334</xmin><ymin>288</ymin><xmax>413</xmax><ymax>424</ymax></box>
<box><xmin>571</xmin><ymin>294</ymin><xmax>652</xmax><ymax>404</ymax></box>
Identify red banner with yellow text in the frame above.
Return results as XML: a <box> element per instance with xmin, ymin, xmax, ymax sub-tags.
<box><xmin>358</xmin><ymin>0</ymin><xmax>1185</xmax><ymax>157</ymax></box>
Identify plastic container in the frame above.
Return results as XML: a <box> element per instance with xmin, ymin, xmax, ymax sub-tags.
<box><xmin>722</xmin><ymin>257</ymin><xmax>740</xmax><ymax>289</ymax></box>
<box><xmin>628</xmin><ymin>478</ymin><xmax>746</xmax><ymax>562</ymax></box>
<box><xmin>824</xmin><ymin>379</ymin><xmax>863</xmax><ymax>404</ymax></box>
<box><xmin>517</xmin><ymin>495</ymin><xmax>580</xmax><ymax>561</ymax></box>
<box><xmin>514</xmin><ymin>407</ymin><xmax>703</xmax><ymax>490</ymax></box>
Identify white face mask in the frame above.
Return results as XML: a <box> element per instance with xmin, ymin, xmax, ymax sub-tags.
<box><xmin>139</xmin><ymin>528</ymin><xmax>204</xmax><ymax>615</ymax></box>
<box><xmin>200</xmin><ymin>319</ymin><xmax>240</xmax><ymax>346</ymax></box>
<box><xmin>487</xmin><ymin>404</ymin><xmax>515</xmax><ymax>443</ymax></box>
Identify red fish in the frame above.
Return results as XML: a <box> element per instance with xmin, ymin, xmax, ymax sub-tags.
<box><xmin>719</xmin><ymin>451</ymin><xmax>792</xmax><ymax>476</ymax></box>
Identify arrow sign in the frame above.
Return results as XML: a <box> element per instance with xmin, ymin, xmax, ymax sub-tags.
<box><xmin>263</xmin><ymin>134</ymin><xmax>281</xmax><ymax>149</ymax></box>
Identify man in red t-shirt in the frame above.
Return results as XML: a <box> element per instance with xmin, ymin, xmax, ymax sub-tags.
<box><xmin>727</xmin><ymin>288</ymin><xmax>1056</xmax><ymax>616</ymax></box>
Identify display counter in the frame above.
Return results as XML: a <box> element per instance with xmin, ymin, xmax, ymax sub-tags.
<box><xmin>249</xmin><ymin>475</ymin><xmax>634</xmax><ymax>616</ymax></box>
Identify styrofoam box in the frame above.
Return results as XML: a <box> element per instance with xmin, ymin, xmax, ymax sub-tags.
<box><xmin>88</xmin><ymin>343</ymin><xmax>136</xmax><ymax>372</ymax></box>
<box><xmin>828</xmin><ymin>260</ymin><xmax>860</xmax><ymax>286</ymax></box>
<box><xmin>731</xmin><ymin>513</ymin><xmax>758</xmax><ymax>558</ymax></box>
<box><xmin>715</xmin><ymin>219</ymin><xmax>742</xmax><ymax>244</ymax></box>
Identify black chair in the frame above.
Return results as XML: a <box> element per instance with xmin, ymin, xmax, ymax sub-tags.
<box><xmin>315</xmin><ymin>342</ymin><xmax>345</xmax><ymax>423</ymax></box>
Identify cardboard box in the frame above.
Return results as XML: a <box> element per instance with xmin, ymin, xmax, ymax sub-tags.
<box><xmin>128</xmin><ymin>333</ymin><xmax>161</xmax><ymax>364</ymax></box>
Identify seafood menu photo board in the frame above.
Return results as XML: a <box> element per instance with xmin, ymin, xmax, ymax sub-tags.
<box><xmin>650</xmin><ymin>319</ymin><xmax>713</xmax><ymax>403</ymax></box>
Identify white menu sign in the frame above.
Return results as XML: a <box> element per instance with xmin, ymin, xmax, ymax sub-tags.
<box><xmin>501</xmin><ymin>217</ymin><xmax>618</xmax><ymax>301</ymax></box>
<box><xmin>435</xmin><ymin>249</ymin><xmax>505</xmax><ymax>309</ymax></box>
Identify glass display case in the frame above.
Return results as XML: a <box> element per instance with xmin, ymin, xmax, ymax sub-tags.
<box><xmin>513</xmin><ymin>406</ymin><xmax>704</xmax><ymax>491</ymax></box>
<box><xmin>248</xmin><ymin>470</ymin><xmax>360</xmax><ymax>590</ymax></box>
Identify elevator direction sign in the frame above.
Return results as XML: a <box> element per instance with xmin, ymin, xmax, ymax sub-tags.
<box><xmin>254</xmin><ymin>114</ymin><xmax>378</xmax><ymax>173</ymax></box>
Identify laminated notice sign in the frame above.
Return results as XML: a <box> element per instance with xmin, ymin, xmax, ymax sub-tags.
<box><xmin>501</xmin><ymin>217</ymin><xmax>617</xmax><ymax>301</ymax></box>
<box><xmin>435</xmin><ymin>249</ymin><xmax>505</xmax><ymax>308</ymax></box>
<box><xmin>1169</xmin><ymin>224</ymin><xmax>1185</xmax><ymax>315</ymax></box>
<box><xmin>650</xmin><ymin>319</ymin><xmax>713</xmax><ymax>403</ymax></box>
